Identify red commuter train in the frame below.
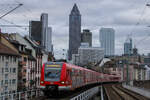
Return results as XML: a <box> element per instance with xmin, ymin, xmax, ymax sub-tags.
<box><xmin>40</xmin><ymin>62</ymin><xmax>121</xmax><ymax>95</ymax></box>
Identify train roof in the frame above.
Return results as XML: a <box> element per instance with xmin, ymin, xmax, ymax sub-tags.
<box><xmin>45</xmin><ymin>62</ymin><xmax>101</xmax><ymax>74</ymax></box>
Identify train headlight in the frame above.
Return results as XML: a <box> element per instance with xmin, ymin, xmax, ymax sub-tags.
<box><xmin>41</xmin><ymin>81</ymin><xmax>44</xmax><ymax>84</ymax></box>
<box><xmin>61</xmin><ymin>81</ymin><xmax>65</xmax><ymax>84</ymax></box>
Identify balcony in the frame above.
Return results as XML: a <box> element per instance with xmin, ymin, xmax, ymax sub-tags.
<box><xmin>19</xmin><ymin>61</ymin><xmax>26</xmax><ymax>66</ymax></box>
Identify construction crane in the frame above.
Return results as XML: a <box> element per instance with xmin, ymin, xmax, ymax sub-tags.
<box><xmin>0</xmin><ymin>3</ymin><xmax>23</xmax><ymax>19</ymax></box>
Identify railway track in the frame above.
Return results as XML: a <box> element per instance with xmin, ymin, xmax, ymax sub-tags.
<box><xmin>104</xmin><ymin>84</ymin><xmax>149</xmax><ymax>100</ymax></box>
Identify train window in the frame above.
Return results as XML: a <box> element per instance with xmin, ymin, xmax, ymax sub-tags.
<box><xmin>72</xmin><ymin>69</ymin><xmax>74</xmax><ymax>74</ymax></box>
<box><xmin>45</xmin><ymin>67</ymin><xmax>61</xmax><ymax>81</ymax></box>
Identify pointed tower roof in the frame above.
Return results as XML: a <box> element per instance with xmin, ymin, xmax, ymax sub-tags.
<box><xmin>70</xmin><ymin>3</ymin><xmax>81</xmax><ymax>15</ymax></box>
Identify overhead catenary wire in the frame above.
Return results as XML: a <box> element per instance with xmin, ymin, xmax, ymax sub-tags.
<box><xmin>0</xmin><ymin>3</ymin><xmax>23</xmax><ymax>19</ymax></box>
<box><xmin>134</xmin><ymin>0</ymin><xmax>150</xmax><ymax>46</ymax></box>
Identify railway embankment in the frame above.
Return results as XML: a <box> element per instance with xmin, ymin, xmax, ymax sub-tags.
<box><xmin>122</xmin><ymin>83</ymin><xmax>150</xmax><ymax>99</ymax></box>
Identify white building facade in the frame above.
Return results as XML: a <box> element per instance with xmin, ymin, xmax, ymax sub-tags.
<box><xmin>73</xmin><ymin>46</ymin><xmax>104</xmax><ymax>66</ymax></box>
<box><xmin>0</xmin><ymin>55</ymin><xmax>19</xmax><ymax>95</ymax></box>
<box><xmin>99</xmin><ymin>28</ymin><xmax>115</xmax><ymax>56</ymax></box>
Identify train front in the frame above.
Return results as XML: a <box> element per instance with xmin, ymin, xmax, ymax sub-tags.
<box><xmin>40</xmin><ymin>62</ymin><xmax>67</xmax><ymax>95</ymax></box>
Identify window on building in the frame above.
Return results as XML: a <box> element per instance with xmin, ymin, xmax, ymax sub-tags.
<box><xmin>5</xmin><ymin>80</ymin><xmax>8</xmax><ymax>85</ymax></box>
<box><xmin>10</xmin><ymin>56</ymin><xmax>12</xmax><ymax>62</ymax></box>
<box><xmin>4</xmin><ymin>86</ymin><xmax>8</xmax><ymax>91</ymax></box>
<box><xmin>12</xmin><ymin>79</ymin><xmax>16</xmax><ymax>84</ymax></box>
<box><xmin>10</xmin><ymin>68</ymin><xmax>11</xmax><ymax>73</ymax></box>
<box><xmin>13</xmin><ymin>57</ymin><xmax>16</xmax><ymax>62</ymax></box>
<box><xmin>2</xmin><ymin>68</ymin><xmax>4</xmax><ymax>74</ymax></box>
<box><xmin>9</xmin><ymin>91</ymin><xmax>12</xmax><ymax>94</ymax></box>
<box><xmin>23</xmin><ymin>79</ymin><xmax>26</xmax><ymax>82</ymax></box>
<box><xmin>5</xmin><ymin>74</ymin><xmax>8</xmax><ymax>79</ymax></box>
<box><xmin>24</xmin><ymin>69</ymin><xmax>26</xmax><ymax>72</ymax></box>
<box><xmin>9</xmin><ymin>80</ymin><xmax>11</xmax><ymax>86</ymax></box>
<box><xmin>24</xmin><ymin>57</ymin><xmax>27</xmax><ymax>62</ymax></box>
<box><xmin>5</xmin><ymin>68</ymin><xmax>9</xmax><ymax>72</ymax></box>
<box><xmin>1</xmin><ymin>80</ymin><xmax>3</xmax><ymax>86</ymax></box>
<box><xmin>6</xmin><ymin>56</ymin><xmax>9</xmax><ymax>60</ymax></box>
<box><xmin>13</xmin><ymin>68</ymin><xmax>16</xmax><ymax>73</ymax></box>
<box><xmin>113</xmin><ymin>68</ymin><xmax>116</xmax><ymax>71</ymax></box>
<box><xmin>21</xmin><ymin>45</ymin><xmax>24</xmax><ymax>51</ymax></box>
<box><xmin>2</xmin><ymin>56</ymin><xmax>4</xmax><ymax>61</ymax></box>
<box><xmin>5</xmin><ymin>62</ymin><xmax>8</xmax><ymax>67</ymax></box>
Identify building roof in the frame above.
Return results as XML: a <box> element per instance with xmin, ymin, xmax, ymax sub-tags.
<box><xmin>0</xmin><ymin>42</ymin><xmax>20</xmax><ymax>56</ymax></box>
<box><xmin>70</xmin><ymin>3</ymin><xmax>80</xmax><ymax>15</ymax></box>
<box><xmin>99</xmin><ymin>58</ymin><xmax>111</xmax><ymax>67</ymax></box>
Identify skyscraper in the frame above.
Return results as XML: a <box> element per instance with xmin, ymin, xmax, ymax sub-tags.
<box><xmin>99</xmin><ymin>28</ymin><xmax>115</xmax><ymax>56</ymax></box>
<box><xmin>81</xmin><ymin>29</ymin><xmax>92</xmax><ymax>47</ymax></box>
<box><xmin>124</xmin><ymin>37</ymin><xmax>132</xmax><ymax>55</ymax></box>
<box><xmin>41</xmin><ymin>13</ymin><xmax>48</xmax><ymax>48</ymax></box>
<box><xmin>68</xmin><ymin>4</ymin><xmax>81</xmax><ymax>60</ymax></box>
<box><xmin>29</xmin><ymin>13</ymin><xmax>53</xmax><ymax>53</ymax></box>
<box><xmin>29</xmin><ymin>21</ymin><xmax>42</xmax><ymax>43</ymax></box>
<box><xmin>45</xmin><ymin>27</ymin><xmax>53</xmax><ymax>52</ymax></box>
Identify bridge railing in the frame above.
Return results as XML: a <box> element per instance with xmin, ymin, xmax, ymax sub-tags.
<box><xmin>0</xmin><ymin>89</ymin><xmax>43</xmax><ymax>100</ymax></box>
<box><xmin>70</xmin><ymin>86</ymin><xmax>99</xmax><ymax>100</ymax></box>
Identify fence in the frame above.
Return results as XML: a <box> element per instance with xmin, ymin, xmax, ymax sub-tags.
<box><xmin>70</xmin><ymin>86</ymin><xmax>99</xmax><ymax>100</ymax></box>
<box><xmin>0</xmin><ymin>89</ymin><xmax>43</xmax><ymax>100</ymax></box>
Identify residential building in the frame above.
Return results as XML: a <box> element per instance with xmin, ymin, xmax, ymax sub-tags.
<box><xmin>99</xmin><ymin>28</ymin><xmax>115</xmax><ymax>56</ymax></box>
<box><xmin>123</xmin><ymin>64</ymin><xmax>146</xmax><ymax>81</ymax></box>
<box><xmin>24</xmin><ymin>36</ymin><xmax>50</xmax><ymax>88</ymax></box>
<box><xmin>0</xmin><ymin>33</ymin><xmax>20</xmax><ymax>95</ymax></box>
<box><xmin>144</xmin><ymin>54</ymin><xmax>150</xmax><ymax>65</ymax></box>
<box><xmin>6</xmin><ymin>33</ymin><xmax>37</xmax><ymax>90</ymax></box>
<box><xmin>81</xmin><ymin>29</ymin><xmax>92</xmax><ymax>47</ymax></box>
<box><xmin>68</xmin><ymin>4</ymin><xmax>81</xmax><ymax>60</ymax></box>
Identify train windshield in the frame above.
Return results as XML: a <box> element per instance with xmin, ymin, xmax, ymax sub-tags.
<box><xmin>45</xmin><ymin>64</ymin><xmax>62</xmax><ymax>81</ymax></box>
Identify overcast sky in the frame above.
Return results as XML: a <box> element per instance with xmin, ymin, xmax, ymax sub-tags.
<box><xmin>0</xmin><ymin>0</ymin><xmax>150</xmax><ymax>59</ymax></box>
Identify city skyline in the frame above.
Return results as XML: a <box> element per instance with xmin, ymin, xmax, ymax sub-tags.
<box><xmin>0</xmin><ymin>0</ymin><xmax>150</xmax><ymax>58</ymax></box>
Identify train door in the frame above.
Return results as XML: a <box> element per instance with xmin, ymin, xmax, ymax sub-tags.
<box><xmin>71</xmin><ymin>68</ymin><xmax>76</xmax><ymax>89</ymax></box>
<box><xmin>66</xmin><ymin>69</ymin><xmax>71</xmax><ymax>85</ymax></box>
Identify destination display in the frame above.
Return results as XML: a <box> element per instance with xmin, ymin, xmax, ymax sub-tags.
<box><xmin>46</xmin><ymin>64</ymin><xmax>61</xmax><ymax>68</ymax></box>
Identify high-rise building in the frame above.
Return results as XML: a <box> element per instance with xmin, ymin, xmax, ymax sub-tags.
<box><xmin>45</xmin><ymin>27</ymin><xmax>53</xmax><ymax>52</ymax></box>
<box><xmin>68</xmin><ymin>4</ymin><xmax>81</xmax><ymax>60</ymax></box>
<box><xmin>124</xmin><ymin>37</ymin><xmax>132</xmax><ymax>55</ymax></box>
<box><xmin>29</xmin><ymin>13</ymin><xmax>53</xmax><ymax>53</ymax></box>
<box><xmin>41</xmin><ymin>13</ymin><xmax>48</xmax><ymax>48</ymax></box>
<box><xmin>99</xmin><ymin>28</ymin><xmax>115</xmax><ymax>56</ymax></box>
<box><xmin>81</xmin><ymin>29</ymin><xmax>92</xmax><ymax>47</ymax></box>
<box><xmin>29</xmin><ymin>21</ymin><xmax>42</xmax><ymax>43</ymax></box>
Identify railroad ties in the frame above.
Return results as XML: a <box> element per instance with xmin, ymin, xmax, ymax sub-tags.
<box><xmin>104</xmin><ymin>83</ymin><xmax>149</xmax><ymax>100</ymax></box>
